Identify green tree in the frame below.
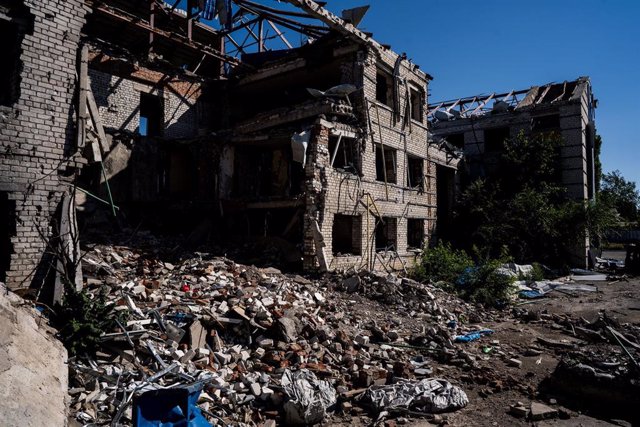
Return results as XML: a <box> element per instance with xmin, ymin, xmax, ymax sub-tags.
<box><xmin>600</xmin><ymin>170</ymin><xmax>639</xmax><ymax>223</ymax></box>
<box><xmin>451</xmin><ymin>131</ymin><xmax>611</xmax><ymax>266</ymax></box>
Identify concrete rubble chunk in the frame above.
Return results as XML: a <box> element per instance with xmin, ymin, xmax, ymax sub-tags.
<box><xmin>530</xmin><ymin>402</ymin><xmax>558</xmax><ymax>421</ymax></box>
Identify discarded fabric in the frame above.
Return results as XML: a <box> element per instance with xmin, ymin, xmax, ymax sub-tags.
<box><xmin>363</xmin><ymin>378</ymin><xmax>468</xmax><ymax>413</ymax></box>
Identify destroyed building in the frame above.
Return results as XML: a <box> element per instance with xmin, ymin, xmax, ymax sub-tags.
<box><xmin>428</xmin><ymin>77</ymin><xmax>597</xmax><ymax>264</ymax></box>
<box><xmin>0</xmin><ymin>0</ymin><xmax>459</xmax><ymax>291</ymax></box>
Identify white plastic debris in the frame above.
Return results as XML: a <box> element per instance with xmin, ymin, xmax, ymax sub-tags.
<box><xmin>281</xmin><ymin>369</ymin><xmax>337</xmax><ymax>425</ymax></box>
<box><xmin>363</xmin><ymin>378</ymin><xmax>469</xmax><ymax>413</ymax></box>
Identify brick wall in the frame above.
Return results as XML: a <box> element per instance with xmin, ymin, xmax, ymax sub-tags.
<box><xmin>88</xmin><ymin>68</ymin><xmax>202</xmax><ymax>139</ymax></box>
<box><xmin>302</xmin><ymin>46</ymin><xmax>450</xmax><ymax>272</ymax></box>
<box><xmin>0</xmin><ymin>0</ymin><xmax>87</xmax><ymax>289</ymax></box>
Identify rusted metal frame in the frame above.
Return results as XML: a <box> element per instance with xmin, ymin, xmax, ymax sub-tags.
<box><xmin>258</xmin><ymin>18</ymin><xmax>264</xmax><ymax>52</ymax></box>
<box><xmin>149</xmin><ymin>0</ymin><xmax>155</xmax><ymax>54</ymax></box>
<box><xmin>236</xmin><ymin>0</ymin><xmax>315</xmax><ymax>19</ymax></box>
<box><xmin>469</xmin><ymin>93</ymin><xmax>495</xmax><ymax>116</ymax></box>
<box><xmin>262</xmin><ymin>12</ymin><xmax>326</xmax><ymax>38</ymax></box>
<box><xmin>221</xmin><ymin>16</ymin><xmax>260</xmax><ymax>35</ymax></box>
<box><xmin>267</xmin><ymin>20</ymin><xmax>292</xmax><ymax>49</ymax></box>
<box><xmin>459</xmin><ymin>96</ymin><xmax>478</xmax><ymax>117</ymax></box>
<box><xmin>236</xmin><ymin>2</ymin><xmax>327</xmax><ymax>37</ymax></box>
<box><xmin>281</xmin><ymin>0</ymin><xmax>386</xmax><ymax>51</ymax></box>
<box><xmin>93</xmin><ymin>4</ymin><xmax>246</xmax><ymax>69</ymax></box>
<box><xmin>428</xmin><ymin>88</ymin><xmax>530</xmax><ymax>113</ymax></box>
<box><xmin>226</xmin><ymin>18</ymin><xmax>258</xmax><ymax>55</ymax></box>
<box><xmin>151</xmin><ymin>0</ymin><xmax>190</xmax><ymax>38</ymax></box>
<box><xmin>186</xmin><ymin>0</ymin><xmax>194</xmax><ymax>41</ymax></box>
<box><xmin>225</xmin><ymin>34</ymin><xmax>247</xmax><ymax>55</ymax></box>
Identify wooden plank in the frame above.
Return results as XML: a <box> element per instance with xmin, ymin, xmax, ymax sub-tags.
<box><xmin>86</xmin><ymin>88</ymin><xmax>110</xmax><ymax>153</ymax></box>
<box><xmin>76</xmin><ymin>45</ymin><xmax>88</xmax><ymax>151</ymax></box>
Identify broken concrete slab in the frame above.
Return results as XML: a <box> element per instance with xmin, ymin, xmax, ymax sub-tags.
<box><xmin>0</xmin><ymin>289</ymin><xmax>68</xmax><ymax>427</ymax></box>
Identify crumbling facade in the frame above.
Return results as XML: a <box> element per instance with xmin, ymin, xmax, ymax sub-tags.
<box><xmin>428</xmin><ymin>78</ymin><xmax>597</xmax><ymax>200</ymax></box>
<box><xmin>216</xmin><ymin>19</ymin><xmax>459</xmax><ymax>271</ymax></box>
<box><xmin>428</xmin><ymin>77</ymin><xmax>597</xmax><ymax>264</ymax></box>
<box><xmin>0</xmin><ymin>0</ymin><xmax>87</xmax><ymax>289</ymax></box>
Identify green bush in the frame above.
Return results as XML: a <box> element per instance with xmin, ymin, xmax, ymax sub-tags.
<box><xmin>459</xmin><ymin>259</ymin><xmax>517</xmax><ymax>306</ymax></box>
<box><xmin>414</xmin><ymin>243</ymin><xmax>516</xmax><ymax>306</ymax></box>
<box><xmin>413</xmin><ymin>242</ymin><xmax>474</xmax><ymax>285</ymax></box>
<box><xmin>54</xmin><ymin>284</ymin><xmax>126</xmax><ymax>356</ymax></box>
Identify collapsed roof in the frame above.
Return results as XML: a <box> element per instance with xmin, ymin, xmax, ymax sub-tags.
<box><xmin>427</xmin><ymin>77</ymin><xmax>593</xmax><ymax>123</ymax></box>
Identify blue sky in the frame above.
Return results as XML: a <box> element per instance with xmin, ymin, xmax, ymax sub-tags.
<box><xmin>190</xmin><ymin>0</ymin><xmax>640</xmax><ymax>185</ymax></box>
<box><xmin>340</xmin><ymin>0</ymin><xmax>640</xmax><ymax>186</ymax></box>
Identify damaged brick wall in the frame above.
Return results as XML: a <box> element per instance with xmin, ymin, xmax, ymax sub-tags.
<box><xmin>302</xmin><ymin>46</ymin><xmax>455</xmax><ymax>272</ymax></box>
<box><xmin>0</xmin><ymin>0</ymin><xmax>86</xmax><ymax>289</ymax></box>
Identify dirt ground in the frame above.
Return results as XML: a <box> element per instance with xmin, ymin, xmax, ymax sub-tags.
<box><xmin>327</xmin><ymin>275</ymin><xmax>639</xmax><ymax>427</ymax></box>
<box><xmin>421</xmin><ymin>277</ymin><xmax>638</xmax><ymax>427</ymax></box>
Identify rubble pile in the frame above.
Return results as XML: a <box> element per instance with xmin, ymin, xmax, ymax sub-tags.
<box><xmin>68</xmin><ymin>245</ymin><xmax>479</xmax><ymax>426</ymax></box>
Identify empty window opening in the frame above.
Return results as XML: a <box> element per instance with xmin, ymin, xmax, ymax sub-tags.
<box><xmin>0</xmin><ymin>192</ymin><xmax>16</xmax><ymax>283</ymax></box>
<box><xmin>407</xmin><ymin>218</ymin><xmax>424</xmax><ymax>249</ymax></box>
<box><xmin>376</xmin><ymin>71</ymin><xmax>390</xmax><ymax>105</ymax></box>
<box><xmin>406</xmin><ymin>155</ymin><xmax>424</xmax><ymax>189</ymax></box>
<box><xmin>375</xmin><ymin>217</ymin><xmax>397</xmax><ymax>251</ymax></box>
<box><xmin>332</xmin><ymin>214</ymin><xmax>362</xmax><ymax>256</ymax></box>
<box><xmin>166</xmin><ymin>149</ymin><xmax>194</xmax><ymax>197</ymax></box>
<box><xmin>329</xmin><ymin>135</ymin><xmax>360</xmax><ymax>173</ymax></box>
<box><xmin>532</xmin><ymin>114</ymin><xmax>560</xmax><ymax>133</ymax></box>
<box><xmin>139</xmin><ymin>92</ymin><xmax>164</xmax><ymax>137</ymax></box>
<box><xmin>483</xmin><ymin>127</ymin><xmax>510</xmax><ymax>153</ymax></box>
<box><xmin>375</xmin><ymin>144</ymin><xmax>397</xmax><ymax>184</ymax></box>
<box><xmin>436</xmin><ymin>165</ymin><xmax>456</xmax><ymax>238</ymax></box>
<box><xmin>446</xmin><ymin>133</ymin><xmax>465</xmax><ymax>150</ymax></box>
<box><xmin>410</xmin><ymin>88</ymin><xmax>423</xmax><ymax>121</ymax></box>
<box><xmin>0</xmin><ymin>18</ymin><xmax>24</xmax><ymax>106</ymax></box>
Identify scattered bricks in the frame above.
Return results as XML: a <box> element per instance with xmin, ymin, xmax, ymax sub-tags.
<box><xmin>507</xmin><ymin>358</ymin><xmax>522</xmax><ymax>368</ymax></box>
<box><xmin>249</xmin><ymin>383</ymin><xmax>262</xmax><ymax>396</ymax></box>
<box><xmin>179</xmin><ymin>349</ymin><xmax>196</xmax><ymax>363</ymax></box>
<box><xmin>510</xmin><ymin>404</ymin><xmax>529</xmax><ymax>418</ymax></box>
<box><xmin>257</xmin><ymin>337</ymin><xmax>274</xmax><ymax>348</ymax></box>
<box><xmin>355</xmin><ymin>334</ymin><xmax>370</xmax><ymax>346</ymax></box>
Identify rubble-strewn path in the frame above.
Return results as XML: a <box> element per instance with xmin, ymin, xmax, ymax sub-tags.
<box><xmin>66</xmin><ymin>240</ymin><xmax>639</xmax><ymax>427</ymax></box>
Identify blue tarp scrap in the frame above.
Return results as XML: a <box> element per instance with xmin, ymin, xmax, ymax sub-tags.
<box><xmin>454</xmin><ymin>329</ymin><xmax>494</xmax><ymax>343</ymax></box>
<box><xmin>133</xmin><ymin>383</ymin><xmax>211</xmax><ymax>427</ymax></box>
<box><xmin>519</xmin><ymin>290</ymin><xmax>545</xmax><ymax>299</ymax></box>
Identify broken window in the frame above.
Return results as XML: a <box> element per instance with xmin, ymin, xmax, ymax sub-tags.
<box><xmin>532</xmin><ymin>114</ymin><xmax>560</xmax><ymax>133</ymax></box>
<box><xmin>332</xmin><ymin>214</ymin><xmax>362</xmax><ymax>256</ymax></box>
<box><xmin>446</xmin><ymin>133</ymin><xmax>465</xmax><ymax>150</ymax></box>
<box><xmin>0</xmin><ymin>17</ymin><xmax>22</xmax><ymax>106</ymax></box>
<box><xmin>329</xmin><ymin>135</ymin><xmax>360</xmax><ymax>174</ymax></box>
<box><xmin>375</xmin><ymin>217</ymin><xmax>397</xmax><ymax>251</ymax></box>
<box><xmin>483</xmin><ymin>127</ymin><xmax>510</xmax><ymax>153</ymax></box>
<box><xmin>407</xmin><ymin>218</ymin><xmax>424</xmax><ymax>249</ymax></box>
<box><xmin>406</xmin><ymin>154</ymin><xmax>424</xmax><ymax>189</ymax></box>
<box><xmin>376</xmin><ymin>71</ymin><xmax>390</xmax><ymax>105</ymax></box>
<box><xmin>0</xmin><ymin>192</ymin><xmax>15</xmax><ymax>283</ymax></box>
<box><xmin>139</xmin><ymin>92</ymin><xmax>164</xmax><ymax>137</ymax></box>
<box><xmin>375</xmin><ymin>144</ymin><xmax>397</xmax><ymax>184</ymax></box>
<box><xmin>410</xmin><ymin>88</ymin><xmax>423</xmax><ymax>122</ymax></box>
